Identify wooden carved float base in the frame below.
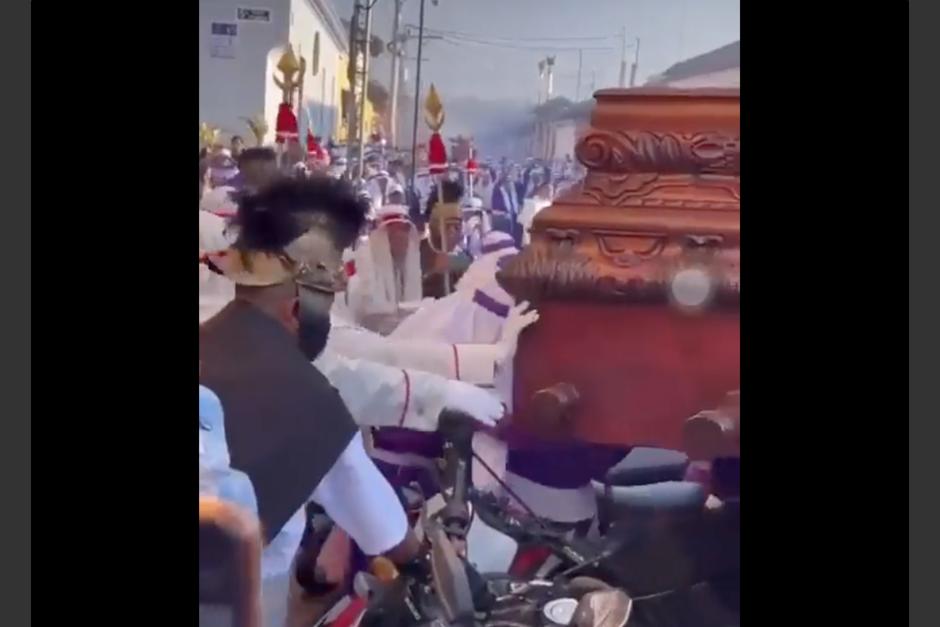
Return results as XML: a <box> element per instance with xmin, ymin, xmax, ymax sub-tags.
<box><xmin>511</xmin><ymin>302</ymin><xmax>740</xmax><ymax>451</ymax></box>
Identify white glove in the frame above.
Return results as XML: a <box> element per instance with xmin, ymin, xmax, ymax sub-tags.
<box><xmin>444</xmin><ymin>381</ymin><xmax>506</xmax><ymax>428</ymax></box>
<box><xmin>498</xmin><ymin>300</ymin><xmax>540</xmax><ymax>353</ymax></box>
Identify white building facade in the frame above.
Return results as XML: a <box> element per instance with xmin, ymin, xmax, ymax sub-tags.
<box><xmin>645</xmin><ymin>41</ymin><xmax>740</xmax><ymax>89</ymax></box>
<box><xmin>656</xmin><ymin>67</ymin><xmax>739</xmax><ymax>89</ymax></box>
<box><xmin>199</xmin><ymin>0</ymin><xmax>347</xmax><ymax>144</ymax></box>
<box><xmin>529</xmin><ymin>99</ymin><xmax>592</xmax><ymax>163</ymax></box>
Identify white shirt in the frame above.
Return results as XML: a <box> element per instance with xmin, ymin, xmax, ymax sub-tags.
<box><xmin>347</xmin><ymin>227</ymin><xmax>423</xmax><ymax>325</ymax></box>
<box><xmin>262</xmin><ymin>432</ymin><xmax>407</xmax><ymax>578</ymax></box>
<box><xmin>198</xmin><ymin>385</ymin><xmax>407</xmax><ymax>579</ymax></box>
<box><xmin>199</xmin><ymin>211</ymin><xmax>236</xmax><ymax>323</ymax></box>
<box><xmin>328</xmin><ymin>301</ymin><xmax>504</xmax><ymax>386</ymax></box>
<box><xmin>314</xmin><ymin>347</ymin><xmax>448</xmax><ymax>432</ymax></box>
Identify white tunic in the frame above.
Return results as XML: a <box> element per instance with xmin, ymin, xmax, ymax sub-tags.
<box><xmin>314</xmin><ymin>347</ymin><xmax>448</xmax><ymax>433</ymax></box>
<box><xmin>198</xmin><ymin>383</ymin><xmax>408</xmax><ymax>573</ymax></box>
<box><xmin>198</xmin><ymin>211</ymin><xmax>235</xmax><ymax>324</ymax></box>
<box><xmin>346</xmin><ymin>223</ymin><xmax>423</xmax><ymax>327</ymax></box>
<box><xmin>363</xmin><ymin>242</ymin><xmax>524</xmax><ymax>498</ymax></box>
<box><xmin>391</xmin><ymin>234</ymin><xmax>519</xmax><ymax>347</ymax></box>
<box><xmin>262</xmin><ymin>432</ymin><xmax>407</xmax><ymax>578</ymax></box>
<box><xmin>328</xmin><ymin>300</ymin><xmax>507</xmax><ymax>387</ymax></box>
<box><xmin>263</xmin><ymin>308</ymin><xmax>513</xmax><ymax>597</ymax></box>
<box><xmin>260</xmin><ymin>432</ymin><xmax>407</xmax><ymax>627</ymax></box>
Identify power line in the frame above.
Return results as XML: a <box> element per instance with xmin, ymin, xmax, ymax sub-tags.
<box><xmin>406</xmin><ymin>24</ymin><xmax>630</xmax><ymax>47</ymax></box>
<box><xmin>430</xmin><ymin>28</ymin><xmax>628</xmax><ymax>52</ymax></box>
<box><xmin>434</xmin><ymin>34</ymin><xmax>615</xmax><ymax>52</ymax></box>
<box><xmin>412</xmin><ymin>26</ymin><xmax>620</xmax><ymax>42</ymax></box>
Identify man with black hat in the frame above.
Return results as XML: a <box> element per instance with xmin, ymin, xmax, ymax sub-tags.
<box><xmin>264</xmin><ymin>179</ymin><xmax>522</xmax><ymax>503</ymax></box>
<box><xmin>233</xmin><ymin>177</ymin><xmax>509</xmax><ymax>436</ymax></box>
<box><xmin>200</xmin><ymin>190</ymin><xmax>418</xmax><ymax>626</ymax></box>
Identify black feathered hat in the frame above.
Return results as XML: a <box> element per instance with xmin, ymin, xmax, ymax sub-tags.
<box><xmin>203</xmin><ymin>178</ymin><xmax>369</xmax><ymax>286</ymax></box>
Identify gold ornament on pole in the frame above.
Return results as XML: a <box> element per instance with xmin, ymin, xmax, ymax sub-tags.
<box><xmin>273</xmin><ymin>45</ymin><xmax>302</xmax><ymax>145</ymax></box>
<box><xmin>241</xmin><ymin>114</ymin><xmax>269</xmax><ymax>146</ymax></box>
<box><xmin>273</xmin><ymin>46</ymin><xmax>302</xmax><ymax>105</ymax></box>
<box><xmin>423</xmin><ymin>84</ymin><xmax>446</xmax><ymax>133</ymax></box>
<box><xmin>423</xmin><ymin>84</ymin><xmax>455</xmax><ymax>294</ymax></box>
<box><xmin>199</xmin><ymin>122</ymin><xmax>220</xmax><ymax>150</ymax></box>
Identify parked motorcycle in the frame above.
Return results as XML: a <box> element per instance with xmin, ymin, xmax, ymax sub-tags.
<box><xmin>315</xmin><ymin>414</ymin><xmax>633</xmax><ymax>627</ymax></box>
<box><xmin>310</xmin><ymin>413</ymin><xmax>736</xmax><ymax>626</ymax></box>
<box><xmin>428</xmin><ymin>415</ymin><xmax>739</xmax><ymax>627</ymax></box>
<box><xmin>348</xmin><ymin>420</ymin><xmax>633</xmax><ymax>627</ymax></box>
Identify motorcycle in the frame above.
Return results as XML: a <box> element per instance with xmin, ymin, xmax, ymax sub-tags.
<box><xmin>314</xmin><ymin>414</ymin><xmax>634</xmax><ymax>627</ymax></box>
<box><xmin>421</xmin><ymin>416</ymin><xmax>740</xmax><ymax>627</ymax></box>
<box><xmin>308</xmin><ymin>414</ymin><xmax>736</xmax><ymax>626</ymax></box>
<box><xmin>357</xmin><ymin>417</ymin><xmax>633</xmax><ymax>627</ymax></box>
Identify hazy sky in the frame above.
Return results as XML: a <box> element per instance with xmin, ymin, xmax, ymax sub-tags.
<box><xmin>334</xmin><ymin>0</ymin><xmax>739</xmax><ymax>102</ymax></box>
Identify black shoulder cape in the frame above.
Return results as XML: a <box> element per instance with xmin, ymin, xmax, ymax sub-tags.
<box><xmin>200</xmin><ymin>300</ymin><xmax>357</xmax><ymax>543</ymax></box>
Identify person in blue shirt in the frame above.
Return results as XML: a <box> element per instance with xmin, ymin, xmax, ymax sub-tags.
<box><xmin>198</xmin><ymin>384</ymin><xmax>257</xmax><ymax>515</ymax></box>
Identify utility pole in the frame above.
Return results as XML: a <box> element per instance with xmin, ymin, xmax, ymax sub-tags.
<box><xmin>357</xmin><ymin>4</ymin><xmax>374</xmax><ymax>178</ymax></box>
<box><xmin>388</xmin><ymin>0</ymin><xmax>405</xmax><ymax>148</ymax></box>
<box><xmin>546</xmin><ymin>56</ymin><xmax>555</xmax><ymax>100</ymax></box>
<box><xmin>618</xmin><ymin>26</ymin><xmax>627</xmax><ymax>87</ymax></box>
<box><xmin>398</xmin><ymin>22</ymin><xmax>444</xmax><ymax>166</ymax></box>
<box><xmin>537</xmin><ymin>60</ymin><xmax>545</xmax><ymax>105</ymax></box>
<box><xmin>576</xmin><ymin>48</ymin><xmax>583</xmax><ymax>101</ymax></box>
<box><xmin>347</xmin><ymin>0</ymin><xmax>374</xmax><ymax>178</ymax></box>
<box><xmin>409</xmin><ymin>0</ymin><xmax>428</xmax><ymax>193</ymax></box>
<box><xmin>629</xmin><ymin>37</ymin><xmax>641</xmax><ymax>87</ymax></box>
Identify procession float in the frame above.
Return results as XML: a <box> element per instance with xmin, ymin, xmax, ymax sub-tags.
<box><xmin>495</xmin><ymin>89</ymin><xmax>741</xmax><ymax>622</ymax></box>
<box><xmin>499</xmin><ymin>87</ymin><xmax>740</xmax><ymax>476</ymax></box>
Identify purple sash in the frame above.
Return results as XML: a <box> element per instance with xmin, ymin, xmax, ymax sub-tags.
<box><xmin>472</xmin><ymin>289</ymin><xmax>510</xmax><ymax>318</ymax></box>
<box><xmin>371</xmin><ymin>428</ymin><xmax>443</xmax><ymax>458</ymax></box>
<box><xmin>504</xmin><ymin>427</ymin><xmax>630</xmax><ymax>490</ymax></box>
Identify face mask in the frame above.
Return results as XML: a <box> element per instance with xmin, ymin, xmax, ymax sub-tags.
<box><xmin>297</xmin><ymin>290</ymin><xmax>332</xmax><ymax>360</ymax></box>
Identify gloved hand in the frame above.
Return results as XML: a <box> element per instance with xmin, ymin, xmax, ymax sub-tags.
<box><xmin>498</xmin><ymin>300</ymin><xmax>540</xmax><ymax>353</ymax></box>
<box><xmin>444</xmin><ymin>381</ymin><xmax>506</xmax><ymax>428</ymax></box>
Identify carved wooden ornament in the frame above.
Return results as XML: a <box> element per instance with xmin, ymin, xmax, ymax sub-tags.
<box><xmin>501</xmin><ymin>88</ymin><xmax>740</xmax><ymax>454</ymax></box>
<box><xmin>499</xmin><ymin>88</ymin><xmax>740</xmax><ymax>309</ymax></box>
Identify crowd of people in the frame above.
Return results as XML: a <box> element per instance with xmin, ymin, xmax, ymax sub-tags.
<box><xmin>197</xmin><ymin>136</ymin><xmax>624</xmax><ymax>627</ymax></box>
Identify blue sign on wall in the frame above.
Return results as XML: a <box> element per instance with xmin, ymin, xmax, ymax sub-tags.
<box><xmin>211</xmin><ymin>23</ymin><xmax>238</xmax><ymax>37</ymax></box>
<box><xmin>210</xmin><ymin>22</ymin><xmax>238</xmax><ymax>59</ymax></box>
